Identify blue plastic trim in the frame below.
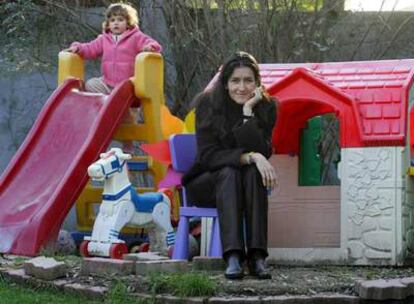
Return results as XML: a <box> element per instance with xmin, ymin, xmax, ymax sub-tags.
<box><xmin>130</xmin><ymin>190</ymin><xmax>163</xmax><ymax>213</ymax></box>
<box><xmin>102</xmin><ymin>185</ymin><xmax>131</xmax><ymax>201</ymax></box>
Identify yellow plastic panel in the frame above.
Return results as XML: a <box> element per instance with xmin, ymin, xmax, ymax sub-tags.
<box><xmin>132</xmin><ymin>52</ymin><xmax>166</xmax><ymax>184</ymax></box>
<box><xmin>58</xmin><ymin>52</ymin><xmax>84</xmax><ymax>85</ymax></box>
<box><xmin>133</xmin><ymin>52</ymin><xmax>163</xmax><ymax>99</ymax></box>
<box><xmin>184</xmin><ymin>109</ymin><xmax>195</xmax><ymax>133</ymax></box>
<box><xmin>161</xmin><ymin>104</ymin><xmax>184</xmax><ymax>139</ymax></box>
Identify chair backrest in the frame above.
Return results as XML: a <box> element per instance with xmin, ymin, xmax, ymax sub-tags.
<box><xmin>169</xmin><ymin>134</ymin><xmax>197</xmax><ymax>173</ymax></box>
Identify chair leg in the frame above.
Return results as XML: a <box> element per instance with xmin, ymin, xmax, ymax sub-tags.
<box><xmin>172</xmin><ymin>216</ymin><xmax>190</xmax><ymax>260</ymax></box>
<box><xmin>208</xmin><ymin>217</ymin><xmax>222</xmax><ymax>257</ymax></box>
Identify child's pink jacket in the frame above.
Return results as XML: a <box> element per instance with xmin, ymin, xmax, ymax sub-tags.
<box><xmin>71</xmin><ymin>26</ymin><xmax>162</xmax><ymax>87</ymax></box>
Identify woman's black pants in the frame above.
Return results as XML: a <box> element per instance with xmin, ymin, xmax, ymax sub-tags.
<box><xmin>186</xmin><ymin>165</ymin><xmax>268</xmax><ymax>260</ymax></box>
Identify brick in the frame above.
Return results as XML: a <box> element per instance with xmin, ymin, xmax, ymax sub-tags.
<box><xmin>192</xmin><ymin>256</ymin><xmax>225</xmax><ymax>271</ymax></box>
<box><xmin>374</xmin><ymin>92</ymin><xmax>391</xmax><ymax>102</ymax></box>
<box><xmin>208</xmin><ymin>296</ymin><xmax>262</xmax><ymax>303</ymax></box>
<box><xmin>390</xmin><ymin>119</ymin><xmax>400</xmax><ymax>134</ymax></box>
<box><xmin>362</xmin><ymin>120</ymin><xmax>371</xmax><ymax>134</ymax></box>
<box><xmin>80</xmin><ymin>257</ymin><xmax>134</xmax><ymax>276</ymax></box>
<box><xmin>135</xmin><ymin>259</ymin><xmax>188</xmax><ymax>275</ymax></box>
<box><xmin>382</xmin><ymin>104</ymin><xmax>400</xmax><ymax>118</ymax></box>
<box><xmin>306</xmin><ymin>295</ymin><xmax>359</xmax><ymax>303</ymax></box>
<box><xmin>401</xmin><ymin>277</ymin><xmax>414</xmax><ymax>296</ymax></box>
<box><xmin>372</xmin><ymin>121</ymin><xmax>390</xmax><ymax>134</ymax></box>
<box><xmin>64</xmin><ymin>283</ymin><xmax>107</xmax><ymax>298</ymax></box>
<box><xmin>391</xmin><ymin>91</ymin><xmax>401</xmax><ymax>102</ymax></box>
<box><xmin>2</xmin><ymin>268</ymin><xmax>31</xmax><ymax>284</ymax></box>
<box><xmin>260</xmin><ymin>295</ymin><xmax>359</xmax><ymax>303</ymax></box>
<box><xmin>134</xmin><ymin>293</ymin><xmax>205</xmax><ymax>304</ymax></box>
<box><xmin>365</xmin><ymin>105</ymin><xmax>382</xmax><ymax>118</ymax></box>
<box><xmin>357</xmin><ymin>91</ymin><xmax>374</xmax><ymax>103</ymax></box>
<box><xmin>356</xmin><ymin>278</ymin><xmax>407</xmax><ymax>300</ymax></box>
<box><xmin>23</xmin><ymin>256</ymin><xmax>67</xmax><ymax>280</ymax></box>
<box><xmin>124</xmin><ymin>252</ymin><xmax>169</xmax><ymax>261</ymax></box>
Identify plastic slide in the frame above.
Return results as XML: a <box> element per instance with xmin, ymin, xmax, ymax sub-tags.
<box><xmin>0</xmin><ymin>78</ymin><xmax>137</xmax><ymax>256</ymax></box>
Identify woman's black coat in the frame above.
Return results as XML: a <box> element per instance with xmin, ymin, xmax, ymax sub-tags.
<box><xmin>182</xmin><ymin>94</ymin><xmax>277</xmax><ymax>186</ymax></box>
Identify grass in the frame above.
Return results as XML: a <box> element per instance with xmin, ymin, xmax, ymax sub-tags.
<box><xmin>148</xmin><ymin>272</ymin><xmax>218</xmax><ymax>297</ymax></box>
<box><xmin>0</xmin><ymin>255</ymin><xmax>218</xmax><ymax>303</ymax></box>
<box><xmin>0</xmin><ymin>270</ymin><xmax>216</xmax><ymax>304</ymax></box>
<box><xmin>108</xmin><ymin>281</ymin><xmax>152</xmax><ymax>304</ymax></box>
<box><xmin>0</xmin><ymin>275</ymin><xmax>152</xmax><ymax>304</ymax></box>
<box><xmin>0</xmin><ymin>276</ymin><xmax>101</xmax><ymax>304</ymax></box>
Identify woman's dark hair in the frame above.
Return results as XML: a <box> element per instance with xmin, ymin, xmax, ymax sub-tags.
<box><xmin>195</xmin><ymin>51</ymin><xmax>271</xmax><ymax>136</ymax></box>
<box><xmin>220</xmin><ymin>51</ymin><xmax>261</xmax><ymax>88</ymax></box>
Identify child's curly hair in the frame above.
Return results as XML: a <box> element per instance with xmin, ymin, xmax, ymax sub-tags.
<box><xmin>102</xmin><ymin>2</ymin><xmax>139</xmax><ymax>32</ymax></box>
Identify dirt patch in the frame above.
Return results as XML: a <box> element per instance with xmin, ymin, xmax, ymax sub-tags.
<box><xmin>4</xmin><ymin>255</ymin><xmax>414</xmax><ymax>298</ymax></box>
<box><xmin>74</xmin><ymin>262</ymin><xmax>414</xmax><ymax>297</ymax></box>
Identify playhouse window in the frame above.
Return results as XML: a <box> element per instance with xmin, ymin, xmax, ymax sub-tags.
<box><xmin>299</xmin><ymin>114</ymin><xmax>340</xmax><ymax>186</ymax></box>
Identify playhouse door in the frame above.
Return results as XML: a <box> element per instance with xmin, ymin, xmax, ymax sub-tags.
<box><xmin>267</xmin><ymin>116</ymin><xmax>341</xmax><ymax>248</ymax></box>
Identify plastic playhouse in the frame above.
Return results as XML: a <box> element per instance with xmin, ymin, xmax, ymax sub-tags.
<box><xmin>261</xmin><ymin>60</ymin><xmax>414</xmax><ymax>265</ymax></box>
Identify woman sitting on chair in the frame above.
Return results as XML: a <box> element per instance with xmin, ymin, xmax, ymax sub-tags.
<box><xmin>182</xmin><ymin>51</ymin><xmax>278</xmax><ymax>280</ymax></box>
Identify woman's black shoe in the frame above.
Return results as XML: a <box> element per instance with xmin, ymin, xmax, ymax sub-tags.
<box><xmin>248</xmin><ymin>258</ymin><xmax>272</xmax><ymax>279</ymax></box>
<box><xmin>224</xmin><ymin>253</ymin><xmax>244</xmax><ymax>279</ymax></box>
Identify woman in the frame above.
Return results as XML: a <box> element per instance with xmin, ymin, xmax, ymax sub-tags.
<box><xmin>182</xmin><ymin>51</ymin><xmax>278</xmax><ymax>279</ymax></box>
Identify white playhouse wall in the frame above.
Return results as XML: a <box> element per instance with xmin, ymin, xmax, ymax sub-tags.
<box><xmin>341</xmin><ymin>147</ymin><xmax>405</xmax><ymax>265</ymax></box>
<box><xmin>267</xmin><ymin>145</ymin><xmax>414</xmax><ymax>265</ymax></box>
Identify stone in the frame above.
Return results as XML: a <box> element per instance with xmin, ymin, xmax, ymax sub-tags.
<box><xmin>23</xmin><ymin>256</ymin><xmax>67</xmax><ymax>280</ymax></box>
<box><xmin>192</xmin><ymin>256</ymin><xmax>225</xmax><ymax>271</ymax></box>
<box><xmin>80</xmin><ymin>257</ymin><xmax>134</xmax><ymax>276</ymax></box>
<box><xmin>378</xmin><ymin>193</ymin><xmax>393</xmax><ymax>210</ymax></box>
<box><xmin>356</xmin><ymin>278</ymin><xmax>407</xmax><ymax>300</ymax></box>
<box><xmin>348</xmin><ymin>216</ymin><xmax>377</xmax><ymax>239</ymax></box>
<box><xmin>135</xmin><ymin>259</ymin><xmax>188</xmax><ymax>275</ymax></box>
<box><xmin>363</xmin><ymin>231</ymin><xmax>392</xmax><ymax>251</ymax></box>
<box><xmin>348</xmin><ymin>241</ymin><xmax>364</xmax><ymax>259</ymax></box>
<box><xmin>378</xmin><ymin>217</ymin><xmax>393</xmax><ymax>231</ymax></box>
<box><xmin>364</xmin><ymin>206</ymin><xmax>382</xmax><ymax>217</ymax></box>
<box><xmin>364</xmin><ymin>249</ymin><xmax>392</xmax><ymax>259</ymax></box>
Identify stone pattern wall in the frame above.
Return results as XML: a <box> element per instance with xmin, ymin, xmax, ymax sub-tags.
<box><xmin>342</xmin><ymin>147</ymin><xmax>401</xmax><ymax>265</ymax></box>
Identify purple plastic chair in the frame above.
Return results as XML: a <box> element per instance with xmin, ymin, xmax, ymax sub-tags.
<box><xmin>169</xmin><ymin>134</ymin><xmax>222</xmax><ymax>260</ymax></box>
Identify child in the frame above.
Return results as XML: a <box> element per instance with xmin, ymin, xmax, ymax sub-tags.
<box><xmin>64</xmin><ymin>2</ymin><xmax>162</xmax><ymax>94</ymax></box>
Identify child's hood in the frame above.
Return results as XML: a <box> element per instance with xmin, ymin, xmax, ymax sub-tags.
<box><xmin>103</xmin><ymin>26</ymin><xmax>140</xmax><ymax>41</ymax></box>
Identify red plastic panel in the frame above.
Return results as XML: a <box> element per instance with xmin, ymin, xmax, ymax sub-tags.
<box><xmin>141</xmin><ymin>140</ymin><xmax>171</xmax><ymax>164</ymax></box>
<box><xmin>411</xmin><ymin>106</ymin><xmax>414</xmax><ymax>165</ymax></box>
<box><xmin>267</xmin><ymin>68</ymin><xmax>363</xmax><ymax>154</ymax></box>
<box><xmin>258</xmin><ymin>59</ymin><xmax>414</xmax><ymax>150</ymax></box>
<box><xmin>0</xmin><ymin>78</ymin><xmax>137</xmax><ymax>255</ymax></box>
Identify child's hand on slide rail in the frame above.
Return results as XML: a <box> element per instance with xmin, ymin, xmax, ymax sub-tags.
<box><xmin>142</xmin><ymin>45</ymin><xmax>156</xmax><ymax>52</ymax></box>
<box><xmin>62</xmin><ymin>46</ymin><xmax>79</xmax><ymax>53</ymax></box>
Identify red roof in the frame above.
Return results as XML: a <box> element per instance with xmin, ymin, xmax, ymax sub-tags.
<box><xmin>259</xmin><ymin>59</ymin><xmax>414</xmax><ymax>152</ymax></box>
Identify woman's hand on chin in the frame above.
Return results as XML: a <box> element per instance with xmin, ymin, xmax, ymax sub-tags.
<box><xmin>243</xmin><ymin>87</ymin><xmax>262</xmax><ymax>115</ymax></box>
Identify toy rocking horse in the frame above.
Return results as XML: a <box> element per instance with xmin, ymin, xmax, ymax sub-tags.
<box><xmin>80</xmin><ymin>148</ymin><xmax>175</xmax><ymax>259</ymax></box>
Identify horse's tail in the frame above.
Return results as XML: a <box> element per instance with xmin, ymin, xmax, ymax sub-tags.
<box><xmin>158</xmin><ymin>188</ymin><xmax>175</xmax><ymax>224</ymax></box>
